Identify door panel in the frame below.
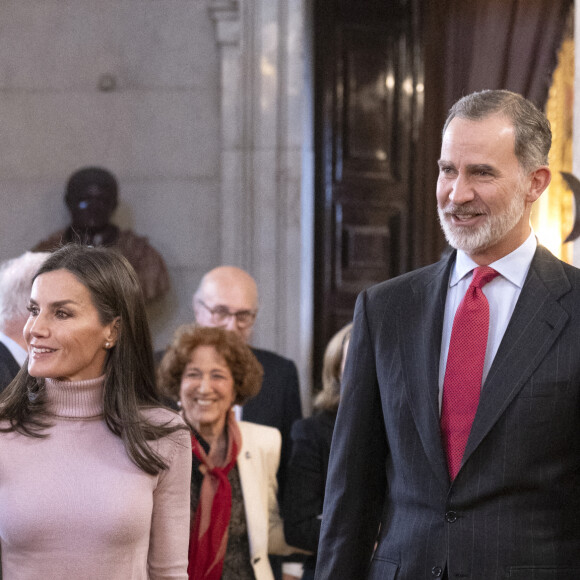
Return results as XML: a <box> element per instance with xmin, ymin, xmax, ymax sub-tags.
<box><xmin>313</xmin><ymin>0</ymin><xmax>429</xmax><ymax>383</ymax></box>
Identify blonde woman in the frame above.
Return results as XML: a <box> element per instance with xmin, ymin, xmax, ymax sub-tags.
<box><xmin>282</xmin><ymin>323</ymin><xmax>352</xmax><ymax>580</ymax></box>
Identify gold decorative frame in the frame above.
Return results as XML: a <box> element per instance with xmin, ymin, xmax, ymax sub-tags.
<box><xmin>531</xmin><ymin>34</ymin><xmax>574</xmax><ymax>263</ymax></box>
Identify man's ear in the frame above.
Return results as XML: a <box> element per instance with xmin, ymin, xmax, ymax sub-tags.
<box><xmin>526</xmin><ymin>166</ymin><xmax>551</xmax><ymax>203</ymax></box>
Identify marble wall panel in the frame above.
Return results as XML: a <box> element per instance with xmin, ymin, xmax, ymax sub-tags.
<box><xmin>0</xmin><ymin>90</ymin><xmax>218</xmax><ymax>179</ymax></box>
<box><xmin>251</xmin><ymin>149</ymin><xmax>281</xmax><ymax>349</ymax></box>
<box><xmin>0</xmin><ymin>179</ymin><xmax>69</xmax><ymax>259</ymax></box>
<box><xmin>117</xmin><ymin>178</ymin><xmax>221</xmax><ymax>268</ymax></box>
<box><xmin>0</xmin><ymin>0</ymin><xmax>216</xmax><ymax>90</ymax></box>
<box><xmin>0</xmin><ymin>0</ymin><xmax>222</xmax><ymax>354</ymax></box>
<box><xmin>149</xmin><ymin>264</ymin><xmax>208</xmax><ymax>353</ymax></box>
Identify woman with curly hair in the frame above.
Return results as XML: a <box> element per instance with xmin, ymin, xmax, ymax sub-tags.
<box><xmin>158</xmin><ymin>324</ymin><xmax>296</xmax><ymax>580</ymax></box>
<box><xmin>0</xmin><ymin>244</ymin><xmax>191</xmax><ymax>579</ymax></box>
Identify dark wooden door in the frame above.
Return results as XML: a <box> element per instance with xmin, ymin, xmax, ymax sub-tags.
<box><xmin>313</xmin><ymin>0</ymin><xmax>438</xmax><ymax>383</ymax></box>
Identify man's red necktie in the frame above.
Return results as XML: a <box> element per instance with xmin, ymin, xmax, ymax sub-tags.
<box><xmin>441</xmin><ymin>266</ymin><xmax>500</xmax><ymax>480</ymax></box>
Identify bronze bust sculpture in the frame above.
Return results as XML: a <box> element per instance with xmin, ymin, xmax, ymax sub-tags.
<box><xmin>33</xmin><ymin>167</ymin><xmax>170</xmax><ymax>303</ymax></box>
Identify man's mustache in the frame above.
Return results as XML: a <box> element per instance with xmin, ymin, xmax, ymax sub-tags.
<box><xmin>440</xmin><ymin>203</ymin><xmax>489</xmax><ymax>217</ymax></box>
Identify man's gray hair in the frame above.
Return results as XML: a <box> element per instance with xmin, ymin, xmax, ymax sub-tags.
<box><xmin>443</xmin><ymin>90</ymin><xmax>552</xmax><ymax>172</ymax></box>
<box><xmin>0</xmin><ymin>252</ymin><xmax>50</xmax><ymax>328</ymax></box>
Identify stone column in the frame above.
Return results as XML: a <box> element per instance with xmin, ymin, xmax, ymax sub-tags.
<box><xmin>209</xmin><ymin>0</ymin><xmax>314</xmax><ymax>412</ymax></box>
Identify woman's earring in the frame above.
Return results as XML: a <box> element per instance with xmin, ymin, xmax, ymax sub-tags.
<box><xmin>105</xmin><ymin>342</ymin><xmax>111</xmax><ymax>349</ymax></box>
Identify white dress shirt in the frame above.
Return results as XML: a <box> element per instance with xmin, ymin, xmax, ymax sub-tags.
<box><xmin>438</xmin><ymin>230</ymin><xmax>538</xmax><ymax>411</ymax></box>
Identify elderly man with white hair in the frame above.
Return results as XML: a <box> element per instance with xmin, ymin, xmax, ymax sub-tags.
<box><xmin>0</xmin><ymin>252</ymin><xmax>50</xmax><ymax>391</ymax></box>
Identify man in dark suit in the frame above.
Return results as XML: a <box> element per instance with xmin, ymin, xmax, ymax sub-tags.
<box><xmin>0</xmin><ymin>342</ymin><xmax>19</xmax><ymax>391</ymax></box>
<box><xmin>315</xmin><ymin>90</ymin><xmax>580</xmax><ymax>580</ymax></box>
<box><xmin>193</xmin><ymin>265</ymin><xmax>303</xmax><ymax>579</ymax></box>
<box><xmin>0</xmin><ymin>252</ymin><xmax>50</xmax><ymax>392</ymax></box>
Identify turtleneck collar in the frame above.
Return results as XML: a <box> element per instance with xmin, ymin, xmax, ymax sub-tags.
<box><xmin>45</xmin><ymin>375</ymin><xmax>105</xmax><ymax>419</ymax></box>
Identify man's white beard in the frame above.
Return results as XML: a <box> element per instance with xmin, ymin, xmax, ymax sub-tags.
<box><xmin>437</xmin><ymin>187</ymin><xmax>527</xmax><ymax>255</ymax></box>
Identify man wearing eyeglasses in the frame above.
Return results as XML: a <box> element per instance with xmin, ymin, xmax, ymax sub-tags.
<box><xmin>193</xmin><ymin>266</ymin><xmax>303</xmax><ymax>493</ymax></box>
<box><xmin>193</xmin><ymin>267</ymin><xmax>259</xmax><ymax>343</ymax></box>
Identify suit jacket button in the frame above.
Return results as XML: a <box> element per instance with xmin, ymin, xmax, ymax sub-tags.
<box><xmin>445</xmin><ymin>510</ymin><xmax>457</xmax><ymax>523</ymax></box>
<box><xmin>431</xmin><ymin>566</ymin><xmax>443</xmax><ymax>577</ymax></box>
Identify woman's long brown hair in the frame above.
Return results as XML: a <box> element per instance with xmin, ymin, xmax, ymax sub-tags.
<box><xmin>0</xmin><ymin>244</ymin><xmax>185</xmax><ymax>475</ymax></box>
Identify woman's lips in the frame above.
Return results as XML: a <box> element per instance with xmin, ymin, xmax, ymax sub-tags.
<box><xmin>29</xmin><ymin>346</ymin><xmax>57</xmax><ymax>357</ymax></box>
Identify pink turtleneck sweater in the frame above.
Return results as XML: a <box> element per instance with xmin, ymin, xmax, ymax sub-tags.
<box><xmin>0</xmin><ymin>376</ymin><xmax>192</xmax><ymax>579</ymax></box>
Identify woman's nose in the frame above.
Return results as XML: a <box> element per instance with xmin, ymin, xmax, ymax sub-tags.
<box><xmin>26</xmin><ymin>313</ymin><xmax>49</xmax><ymax>338</ymax></box>
<box><xmin>198</xmin><ymin>376</ymin><xmax>211</xmax><ymax>392</ymax></box>
<box><xmin>22</xmin><ymin>316</ymin><xmax>50</xmax><ymax>344</ymax></box>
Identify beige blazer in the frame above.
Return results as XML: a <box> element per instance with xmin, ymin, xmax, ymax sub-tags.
<box><xmin>237</xmin><ymin>421</ymin><xmax>294</xmax><ymax>580</ymax></box>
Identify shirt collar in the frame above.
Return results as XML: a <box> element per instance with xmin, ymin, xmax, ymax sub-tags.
<box><xmin>450</xmin><ymin>229</ymin><xmax>537</xmax><ymax>289</ymax></box>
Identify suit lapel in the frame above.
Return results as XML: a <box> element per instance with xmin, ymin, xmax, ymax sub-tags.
<box><xmin>0</xmin><ymin>342</ymin><xmax>20</xmax><ymax>376</ymax></box>
<box><xmin>399</xmin><ymin>254</ymin><xmax>454</xmax><ymax>490</ymax></box>
<box><xmin>236</xmin><ymin>423</ymin><xmax>265</xmax><ymax>560</ymax></box>
<box><xmin>462</xmin><ymin>246</ymin><xmax>571</xmax><ymax>468</ymax></box>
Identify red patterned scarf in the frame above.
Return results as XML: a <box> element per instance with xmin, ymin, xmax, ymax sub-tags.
<box><xmin>188</xmin><ymin>410</ymin><xmax>242</xmax><ymax>580</ymax></box>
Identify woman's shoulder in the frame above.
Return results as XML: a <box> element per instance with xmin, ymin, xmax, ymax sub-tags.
<box><xmin>238</xmin><ymin>420</ymin><xmax>281</xmax><ymax>446</ymax></box>
<box><xmin>238</xmin><ymin>421</ymin><xmax>281</xmax><ymax>470</ymax></box>
<box><xmin>140</xmin><ymin>405</ymin><xmax>185</xmax><ymax>426</ymax></box>
<box><xmin>140</xmin><ymin>406</ymin><xmax>190</xmax><ymax>447</ymax></box>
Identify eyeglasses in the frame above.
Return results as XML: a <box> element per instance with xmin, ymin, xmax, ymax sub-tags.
<box><xmin>196</xmin><ymin>299</ymin><xmax>257</xmax><ymax>329</ymax></box>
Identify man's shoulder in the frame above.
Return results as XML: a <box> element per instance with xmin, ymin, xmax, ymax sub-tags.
<box><xmin>251</xmin><ymin>347</ymin><xmax>297</xmax><ymax>371</ymax></box>
<box><xmin>0</xmin><ymin>341</ymin><xmax>19</xmax><ymax>392</ymax></box>
<box><xmin>0</xmin><ymin>341</ymin><xmax>18</xmax><ymax>368</ymax></box>
<box><xmin>0</xmin><ymin>340</ymin><xmax>13</xmax><ymax>359</ymax></box>
<box><xmin>244</xmin><ymin>347</ymin><xmax>301</xmax><ymax>424</ymax></box>
<box><xmin>533</xmin><ymin>245</ymin><xmax>580</xmax><ymax>291</ymax></box>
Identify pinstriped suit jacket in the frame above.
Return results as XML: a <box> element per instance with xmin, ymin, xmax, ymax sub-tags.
<box><xmin>315</xmin><ymin>246</ymin><xmax>580</xmax><ymax>580</ymax></box>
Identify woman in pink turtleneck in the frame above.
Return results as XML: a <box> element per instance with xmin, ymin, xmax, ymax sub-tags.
<box><xmin>0</xmin><ymin>244</ymin><xmax>191</xmax><ymax>580</ymax></box>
